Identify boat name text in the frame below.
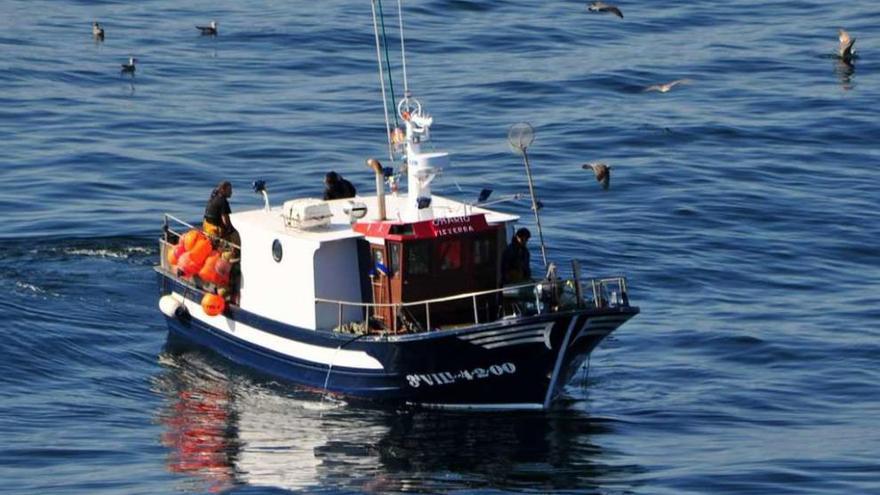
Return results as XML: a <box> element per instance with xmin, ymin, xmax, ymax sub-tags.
<box><xmin>432</xmin><ymin>216</ymin><xmax>476</xmax><ymax>237</ymax></box>
<box><xmin>406</xmin><ymin>362</ymin><xmax>516</xmax><ymax>388</ymax></box>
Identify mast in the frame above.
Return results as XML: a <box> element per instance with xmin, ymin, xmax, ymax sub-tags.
<box><xmin>370</xmin><ymin>0</ymin><xmax>447</xmax><ymax>222</ymax></box>
<box><xmin>370</xmin><ymin>0</ymin><xmax>394</xmax><ymax>161</ymax></box>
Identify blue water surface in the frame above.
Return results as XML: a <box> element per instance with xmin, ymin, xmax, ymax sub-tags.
<box><xmin>1</xmin><ymin>0</ymin><xmax>879</xmax><ymax>493</ymax></box>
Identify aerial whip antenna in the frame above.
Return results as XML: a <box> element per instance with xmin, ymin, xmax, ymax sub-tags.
<box><xmin>371</xmin><ymin>0</ymin><xmax>394</xmax><ymax>161</ymax></box>
<box><xmin>397</xmin><ymin>0</ymin><xmax>409</xmax><ymax>94</ymax></box>
<box><xmin>508</xmin><ymin>122</ymin><xmax>548</xmax><ymax>268</ymax></box>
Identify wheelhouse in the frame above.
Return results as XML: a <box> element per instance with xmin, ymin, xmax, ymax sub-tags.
<box><xmin>353</xmin><ymin>213</ymin><xmax>507</xmax><ymax>330</ymax></box>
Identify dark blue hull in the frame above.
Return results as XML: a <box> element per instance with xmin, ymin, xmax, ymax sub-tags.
<box><xmin>158</xmin><ymin>273</ymin><xmax>638</xmax><ymax>409</ymax></box>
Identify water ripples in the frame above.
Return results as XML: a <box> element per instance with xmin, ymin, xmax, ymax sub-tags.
<box><xmin>2</xmin><ymin>0</ymin><xmax>880</xmax><ymax>492</ymax></box>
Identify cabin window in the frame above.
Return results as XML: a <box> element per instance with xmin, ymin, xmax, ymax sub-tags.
<box><xmin>389</xmin><ymin>243</ymin><xmax>400</xmax><ymax>276</ymax></box>
<box><xmin>438</xmin><ymin>239</ymin><xmax>461</xmax><ymax>271</ymax></box>
<box><xmin>406</xmin><ymin>242</ymin><xmax>430</xmax><ymax>275</ymax></box>
<box><xmin>473</xmin><ymin>238</ymin><xmax>492</xmax><ymax>266</ymax></box>
<box><xmin>372</xmin><ymin>247</ymin><xmax>386</xmax><ymax>275</ymax></box>
<box><xmin>272</xmin><ymin>239</ymin><xmax>283</xmax><ymax>262</ymax></box>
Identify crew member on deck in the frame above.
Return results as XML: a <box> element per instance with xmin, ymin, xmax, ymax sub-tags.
<box><xmin>203</xmin><ymin>181</ymin><xmax>239</xmax><ymax>247</ymax></box>
<box><xmin>502</xmin><ymin>227</ymin><xmax>532</xmax><ymax>284</ymax></box>
<box><xmin>323</xmin><ymin>171</ymin><xmax>357</xmax><ymax>200</ymax></box>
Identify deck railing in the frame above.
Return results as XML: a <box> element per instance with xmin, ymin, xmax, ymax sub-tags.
<box><xmin>157</xmin><ymin>214</ymin><xmax>631</xmax><ymax>335</ymax></box>
<box><xmin>158</xmin><ymin>213</ymin><xmax>241</xmax><ymax>273</ymax></box>
<box><xmin>315</xmin><ymin>274</ymin><xmax>631</xmax><ymax>334</ymax></box>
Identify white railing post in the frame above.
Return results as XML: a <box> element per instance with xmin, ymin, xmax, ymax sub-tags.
<box><xmin>534</xmin><ymin>286</ymin><xmax>541</xmax><ymax>314</ymax></box>
<box><xmin>425</xmin><ymin>302</ymin><xmax>431</xmax><ymax>331</ymax></box>
<box><xmin>472</xmin><ymin>295</ymin><xmax>479</xmax><ymax>324</ymax></box>
<box><xmin>591</xmin><ymin>279</ymin><xmax>599</xmax><ymax>308</ymax></box>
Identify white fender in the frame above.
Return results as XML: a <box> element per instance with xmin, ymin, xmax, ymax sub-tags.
<box><xmin>159</xmin><ymin>294</ymin><xmax>183</xmax><ymax>318</ymax></box>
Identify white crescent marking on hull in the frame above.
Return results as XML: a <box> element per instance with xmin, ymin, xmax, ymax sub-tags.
<box><xmin>175</xmin><ymin>293</ymin><xmax>384</xmax><ymax>370</ymax></box>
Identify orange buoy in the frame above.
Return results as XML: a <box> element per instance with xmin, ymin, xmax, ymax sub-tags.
<box><xmin>201</xmin><ymin>293</ymin><xmax>225</xmax><ymax>316</ymax></box>
<box><xmin>174</xmin><ymin>241</ymin><xmax>187</xmax><ymax>258</ymax></box>
<box><xmin>189</xmin><ymin>238</ymin><xmax>213</xmax><ymax>265</ymax></box>
<box><xmin>198</xmin><ymin>253</ymin><xmax>220</xmax><ymax>284</ymax></box>
<box><xmin>176</xmin><ymin>252</ymin><xmax>200</xmax><ymax>278</ymax></box>
<box><xmin>182</xmin><ymin>229</ymin><xmax>206</xmax><ymax>251</ymax></box>
<box><xmin>166</xmin><ymin>247</ymin><xmax>179</xmax><ymax>267</ymax></box>
<box><xmin>213</xmin><ymin>273</ymin><xmax>229</xmax><ymax>288</ymax></box>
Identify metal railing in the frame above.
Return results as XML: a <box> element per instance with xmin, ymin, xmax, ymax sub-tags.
<box><xmin>158</xmin><ymin>213</ymin><xmax>632</xmax><ymax>334</ymax></box>
<box><xmin>315</xmin><ymin>275</ymin><xmax>631</xmax><ymax>335</ymax></box>
<box><xmin>158</xmin><ymin>213</ymin><xmax>241</xmax><ymax>276</ymax></box>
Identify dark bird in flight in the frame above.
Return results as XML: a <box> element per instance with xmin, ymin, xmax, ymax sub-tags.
<box><xmin>197</xmin><ymin>21</ymin><xmax>218</xmax><ymax>36</ymax></box>
<box><xmin>588</xmin><ymin>2</ymin><xmax>623</xmax><ymax>19</ymax></box>
<box><xmin>838</xmin><ymin>29</ymin><xmax>856</xmax><ymax>62</ymax></box>
<box><xmin>121</xmin><ymin>57</ymin><xmax>137</xmax><ymax>74</ymax></box>
<box><xmin>92</xmin><ymin>21</ymin><xmax>104</xmax><ymax>41</ymax></box>
<box><xmin>582</xmin><ymin>162</ymin><xmax>611</xmax><ymax>190</ymax></box>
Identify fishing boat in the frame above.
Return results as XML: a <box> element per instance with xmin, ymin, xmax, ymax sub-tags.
<box><xmin>155</xmin><ymin>2</ymin><xmax>638</xmax><ymax>411</ymax></box>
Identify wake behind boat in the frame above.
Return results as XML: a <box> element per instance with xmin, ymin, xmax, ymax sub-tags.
<box><xmin>155</xmin><ymin>3</ymin><xmax>638</xmax><ymax>411</ymax></box>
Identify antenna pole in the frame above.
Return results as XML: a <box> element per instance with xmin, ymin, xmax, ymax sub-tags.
<box><xmin>371</xmin><ymin>0</ymin><xmax>394</xmax><ymax>161</ymax></box>
<box><xmin>520</xmin><ymin>148</ymin><xmax>548</xmax><ymax>267</ymax></box>
<box><xmin>508</xmin><ymin>122</ymin><xmax>548</xmax><ymax>268</ymax></box>
<box><xmin>397</xmin><ymin>0</ymin><xmax>409</xmax><ymax>95</ymax></box>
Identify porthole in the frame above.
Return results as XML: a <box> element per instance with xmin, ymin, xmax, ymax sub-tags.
<box><xmin>272</xmin><ymin>239</ymin><xmax>283</xmax><ymax>262</ymax></box>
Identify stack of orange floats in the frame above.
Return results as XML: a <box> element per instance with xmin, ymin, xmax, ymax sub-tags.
<box><xmin>166</xmin><ymin>229</ymin><xmax>232</xmax><ymax>316</ymax></box>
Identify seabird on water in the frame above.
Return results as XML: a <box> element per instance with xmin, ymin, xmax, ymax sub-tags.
<box><xmin>582</xmin><ymin>162</ymin><xmax>611</xmax><ymax>190</ymax></box>
<box><xmin>121</xmin><ymin>57</ymin><xmax>137</xmax><ymax>74</ymax></box>
<box><xmin>196</xmin><ymin>21</ymin><xmax>218</xmax><ymax>36</ymax></box>
<box><xmin>838</xmin><ymin>29</ymin><xmax>856</xmax><ymax>62</ymax></box>
<box><xmin>645</xmin><ymin>79</ymin><xmax>692</xmax><ymax>93</ymax></box>
<box><xmin>92</xmin><ymin>21</ymin><xmax>104</xmax><ymax>41</ymax></box>
<box><xmin>587</xmin><ymin>1</ymin><xmax>623</xmax><ymax>19</ymax></box>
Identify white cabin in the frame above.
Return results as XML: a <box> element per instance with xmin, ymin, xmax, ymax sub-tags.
<box><xmin>231</xmin><ymin>194</ymin><xmax>518</xmax><ymax>331</ymax></box>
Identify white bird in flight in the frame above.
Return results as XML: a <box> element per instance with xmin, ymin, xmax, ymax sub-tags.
<box><xmin>644</xmin><ymin>79</ymin><xmax>692</xmax><ymax>93</ymax></box>
<box><xmin>838</xmin><ymin>29</ymin><xmax>855</xmax><ymax>62</ymax></box>
<box><xmin>587</xmin><ymin>1</ymin><xmax>623</xmax><ymax>19</ymax></box>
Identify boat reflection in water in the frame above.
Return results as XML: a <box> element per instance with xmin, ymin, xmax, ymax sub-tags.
<box><xmin>153</xmin><ymin>347</ymin><xmax>639</xmax><ymax>493</ymax></box>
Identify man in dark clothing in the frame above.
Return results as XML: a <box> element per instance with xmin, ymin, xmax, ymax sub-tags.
<box><xmin>501</xmin><ymin>227</ymin><xmax>532</xmax><ymax>284</ymax></box>
<box><xmin>203</xmin><ymin>181</ymin><xmax>241</xmax><ymax>256</ymax></box>
<box><xmin>323</xmin><ymin>171</ymin><xmax>357</xmax><ymax>200</ymax></box>
<box><xmin>204</xmin><ymin>181</ymin><xmax>234</xmax><ymax>238</ymax></box>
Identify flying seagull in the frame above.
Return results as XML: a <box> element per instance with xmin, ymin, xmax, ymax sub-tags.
<box><xmin>92</xmin><ymin>21</ymin><xmax>104</xmax><ymax>41</ymax></box>
<box><xmin>196</xmin><ymin>21</ymin><xmax>218</xmax><ymax>35</ymax></box>
<box><xmin>121</xmin><ymin>57</ymin><xmax>137</xmax><ymax>74</ymax></box>
<box><xmin>582</xmin><ymin>162</ymin><xmax>611</xmax><ymax>190</ymax></box>
<box><xmin>645</xmin><ymin>79</ymin><xmax>692</xmax><ymax>93</ymax></box>
<box><xmin>838</xmin><ymin>29</ymin><xmax>855</xmax><ymax>62</ymax></box>
<box><xmin>588</xmin><ymin>2</ymin><xmax>623</xmax><ymax>19</ymax></box>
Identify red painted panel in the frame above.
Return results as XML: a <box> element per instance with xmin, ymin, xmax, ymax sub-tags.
<box><xmin>353</xmin><ymin>214</ymin><xmax>490</xmax><ymax>241</ymax></box>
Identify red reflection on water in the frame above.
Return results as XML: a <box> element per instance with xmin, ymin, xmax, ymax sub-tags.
<box><xmin>160</xmin><ymin>388</ymin><xmax>236</xmax><ymax>493</ymax></box>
